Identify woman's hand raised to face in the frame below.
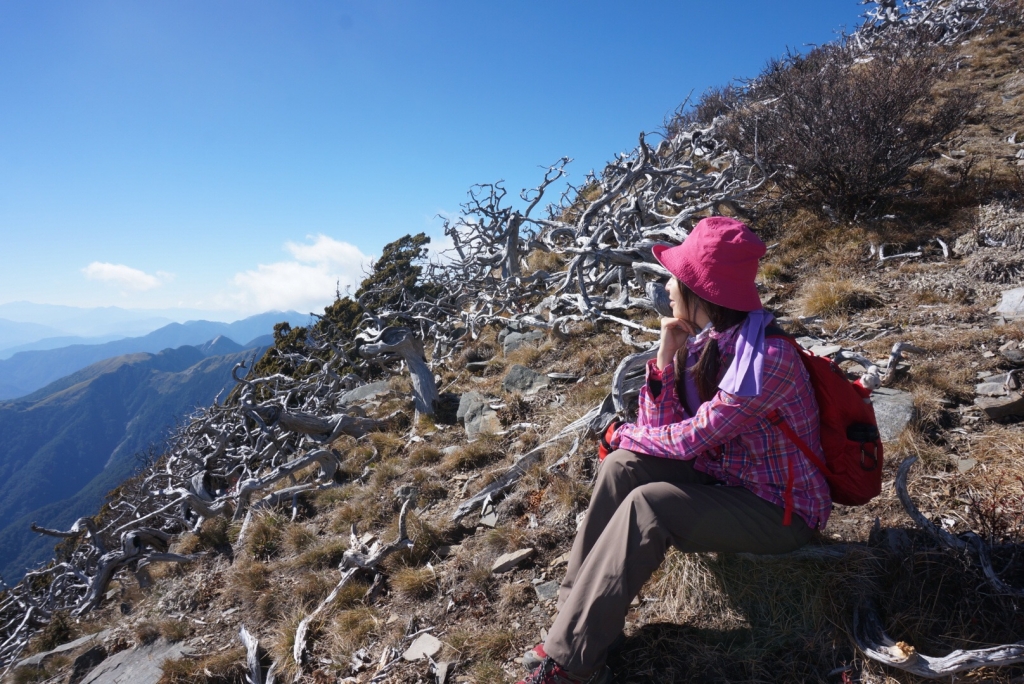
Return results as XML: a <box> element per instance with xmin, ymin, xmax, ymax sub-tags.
<box><xmin>657</xmin><ymin>317</ymin><xmax>695</xmax><ymax>371</ymax></box>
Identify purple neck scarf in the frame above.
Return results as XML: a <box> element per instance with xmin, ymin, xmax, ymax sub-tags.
<box><xmin>718</xmin><ymin>309</ymin><xmax>774</xmax><ymax>397</ymax></box>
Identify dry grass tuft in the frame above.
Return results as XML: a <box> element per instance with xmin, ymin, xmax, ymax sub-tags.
<box><xmin>133</xmin><ymin>621</ymin><xmax>161</xmax><ymax>646</ymax></box>
<box><xmin>547</xmin><ymin>474</ymin><xmax>592</xmax><ymax>515</ymax></box>
<box><xmin>283</xmin><ymin>523</ymin><xmax>318</xmax><ymax>554</ymax></box>
<box><xmin>498</xmin><ymin>581</ymin><xmax>534</xmax><ymax>612</ymax></box>
<box><xmin>794</xmin><ymin>275</ymin><xmax>880</xmax><ymax>318</ymax></box>
<box><xmin>246</xmin><ymin>513</ymin><xmax>284</xmax><ymax>561</ymax></box>
<box><xmin>326</xmin><ymin>607</ymin><xmax>379</xmax><ymax>657</ymax></box>
<box><xmin>390</xmin><ymin>566</ymin><xmax>438</xmax><ymax>599</ymax></box>
<box><xmin>368</xmin><ymin>432</ymin><xmax>406</xmax><ymax>460</ymax></box>
<box><xmin>159</xmin><ymin>648</ymin><xmax>248</xmax><ymax>684</ymax></box>
<box><xmin>484</xmin><ymin>525</ymin><xmax>529</xmax><ymax>554</ymax></box>
<box><xmin>408</xmin><ymin>444</ymin><xmax>443</xmax><ymax>466</ymax></box>
<box><xmin>440</xmin><ymin>434</ymin><xmax>505</xmax><ymax>473</ymax></box>
<box><xmin>444</xmin><ymin>626</ymin><xmax>516</xmax><ymax>662</ymax></box>
<box><xmin>294</xmin><ymin>539</ymin><xmax>348</xmax><ymax>570</ymax></box>
<box><xmin>269</xmin><ymin>612</ymin><xmax>307</xmax><ymax>683</ymax></box>
<box><xmin>158</xmin><ymin>618</ymin><xmax>191</xmax><ymax>643</ymax></box>
<box><xmin>175</xmin><ymin>517</ymin><xmax>231</xmax><ymax>555</ymax></box>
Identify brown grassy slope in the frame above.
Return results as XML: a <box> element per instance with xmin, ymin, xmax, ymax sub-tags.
<box><xmin>17</xmin><ymin>17</ymin><xmax>1024</xmax><ymax>684</ymax></box>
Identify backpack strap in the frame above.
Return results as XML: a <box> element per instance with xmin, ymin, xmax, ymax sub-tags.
<box><xmin>767</xmin><ymin>409</ymin><xmax>829</xmax><ymax>527</ymax></box>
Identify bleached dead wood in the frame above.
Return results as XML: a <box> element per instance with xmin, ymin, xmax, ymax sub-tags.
<box><xmin>854</xmin><ymin>600</ymin><xmax>1024</xmax><ymax>678</ymax></box>
<box><xmin>239</xmin><ymin>625</ymin><xmax>265</xmax><ymax>684</ymax></box>
<box><xmin>359</xmin><ymin>326</ymin><xmax>438</xmax><ymax>415</ymax></box>
<box><xmin>896</xmin><ymin>456</ymin><xmax>1024</xmax><ymax>597</ymax></box>
<box><xmin>292</xmin><ymin>501</ymin><xmax>414</xmax><ymax>671</ymax></box>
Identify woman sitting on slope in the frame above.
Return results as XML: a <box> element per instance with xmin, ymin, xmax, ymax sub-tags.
<box><xmin>517</xmin><ymin>216</ymin><xmax>831</xmax><ymax>684</ymax></box>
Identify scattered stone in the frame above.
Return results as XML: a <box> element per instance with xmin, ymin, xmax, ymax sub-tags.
<box><xmin>976</xmin><ymin>392</ymin><xmax>1024</xmax><ymax>421</ymax></box>
<box><xmin>492</xmin><ymin>548</ymin><xmax>535</xmax><ymax>573</ymax></box>
<box><xmin>549</xmin><ymin>552</ymin><xmax>570</xmax><ymax>568</ymax></box>
<box><xmin>871</xmin><ymin>388</ymin><xmax>916</xmax><ymax>443</ymax></box>
<box><xmin>534</xmin><ymin>580</ymin><xmax>560</xmax><ymax>602</ymax></box>
<box><xmin>16</xmin><ymin>630</ymin><xmax>111</xmax><ymax>670</ymax></box>
<box><xmin>1003</xmin><ymin>348</ymin><xmax>1024</xmax><ymax>365</ymax></box>
<box><xmin>479</xmin><ymin>499</ymin><xmax>498</xmax><ymax>528</ymax></box>
<box><xmin>338</xmin><ymin>381</ymin><xmax>391</xmax><ymax>406</ymax></box>
<box><xmin>69</xmin><ymin>645</ymin><xmax>108</xmax><ymax>684</ymax></box>
<box><xmin>1000</xmin><ymin>340</ymin><xmax>1019</xmax><ymax>352</ymax></box>
<box><xmin>402</xmin><ymin>633</ymin><xmax>442</xmax><ymax>661</ymax></box>
<box><xmin>394</xmin><ymin>484</ymin><xmax>419</xmax><ymax>503</ymax></box>
<box><xmin>796</xmin><ymin>336</ymin><xmax>825</xmax><ymax>350</ymax></box>
<box><xmin>956</xmin><ymin>458</ymin><xmax>977</xmax><ymax>474</ymax></box>
<box><xmin>983</xmin><ymin>350</ymin><xmax>996</xmax><ymax>358</ymax></box>
<box><xmin>503</xmin><ymin>330</ymin><xmax>546</xmax><ymax>354</ymax></box>
<box><xmin>809</xmin><ymin>344</ymin><xmax>843</xmax><ymax>357</ymax></box>
<box><xmin>976</xmin><ymin>382</ymin><xmax>1008</xmax><ymax>397</ymax></box>
<box><xmin>79</xmin><ymin>639</ymin><xmax>189</xmax><ymax>684</ymax></box>
<box><xmin>458</xmin><ymin>391</ymin><xmax>501</xmax><ymax>439</ymax></box>
<box><xmin>436</xmin><ymin>544</ymin><xmax>461</xmax><ymax>559</ymax></box>
<box><xmin>992</xmin><ymin>287</ymin><xmax>1024</xmax><ymax>319</ymax></box>
<box><xmin>502</xmin><ymin>364</ymin><xmax>550</xmax><ymax>394</ymax></box>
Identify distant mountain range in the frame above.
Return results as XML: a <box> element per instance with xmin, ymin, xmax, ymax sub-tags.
<box><xmin>0</xmin><ymin>338</ymin><xmax>273</xmax><ymax>582</ymax></box>
<box><xmin>0</xmin><ymin>311</ymin><xmax>306</xmax><ymax>399</ymax></box>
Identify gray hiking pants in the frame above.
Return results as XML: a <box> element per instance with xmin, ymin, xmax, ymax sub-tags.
<box><xmin>544</xmin><ymin>449</ymin><xmax>815</xmax><ymax>673</ymax></box>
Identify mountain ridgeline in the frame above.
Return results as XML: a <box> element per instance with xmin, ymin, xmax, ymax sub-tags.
<box><xmin>0</xmin><ymin>336</ymin><xmax>274</xmax><ymax>581</ymax></box>
<box><xmin>0</xmin><ymin>310</ymin><xmax>307</xmax><ymax>400</ymax></box>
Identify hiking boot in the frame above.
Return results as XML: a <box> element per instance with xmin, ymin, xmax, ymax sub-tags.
<box><xmin>522</xmin><ymin>633</ymin><xmax>626</xmax><ymax>671</ymax></box>
<box><xmin>516</xmin><ymin>657</ymin><xmax>612</xmax><ymax>684</ymax></box>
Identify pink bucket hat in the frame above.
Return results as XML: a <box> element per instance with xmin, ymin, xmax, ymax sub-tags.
<box><xmin>652</xmin><ymin>216</ymin><xmax>765</xmax><ymax>312</ymax></box>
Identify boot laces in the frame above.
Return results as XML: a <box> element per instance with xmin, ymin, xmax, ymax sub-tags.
<box><xmin>525</xmin><ymin>657</ymin><xmax>557</xmax><ymax>684</ymax></box>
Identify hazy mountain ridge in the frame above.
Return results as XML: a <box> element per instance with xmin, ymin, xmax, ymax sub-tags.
<box><xmin>0</xmin><ymin>311</ymin><xmax>306</xmax><ymax>399</ymax></box>
<box><xmin>0</xmin><ymin>341</ymin><xmax>270</xmax><ymax>582</ymax></box>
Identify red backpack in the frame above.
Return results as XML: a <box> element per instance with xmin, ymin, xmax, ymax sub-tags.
<box><xmin>765</xmin><ymin>329</ymin><xmax>883</xmax><ymax>524</ymax></box>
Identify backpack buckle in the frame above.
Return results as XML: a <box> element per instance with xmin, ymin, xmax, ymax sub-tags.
<box><xmin>860</xmin><ymin>442</ymin><xmax>879</xmax><ymax>471</ymax></box>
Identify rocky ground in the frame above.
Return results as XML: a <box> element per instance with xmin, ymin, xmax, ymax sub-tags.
<box><xmin>7</xmin><ymin>8</ymin><xmax>1024</xmax><ymax>684</ymax></box>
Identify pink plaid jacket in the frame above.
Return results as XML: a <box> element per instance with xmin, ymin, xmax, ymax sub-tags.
<box><xmin>612</xmin><ymin>324</ymin><xmax>832</xmax><ymax>530</ymax></box>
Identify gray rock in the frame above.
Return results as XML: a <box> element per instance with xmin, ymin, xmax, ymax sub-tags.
<box><xmin>1003</xmin><ymin>349</ymin><xmax>1024</xmax><ymax>365</ymax></box>
<box><xmin>338</xmin><ymin>380</ymin><xmax>391</xmax><ymax>405</ymax></box>
<box><xmin>70</xmin><ymin>645</ymin><xmax>108</xmax><ymax>684</ymax></box>
<box><xmin>457</xmin><ymin>391</ymin><xmax>487</xmax><ymax>421</ymax></box>
<box><xmin>976</xmin><ymin>392</ymin><xmax>1024</xmax><ymax>421</ymax></box>
<box><xmin>796</xmin><ymin>336</ymin><xmax>826</xmax><ymax>350</ymax></box>
<box><xmin>503</xmin><ymin>330</ymin><xmax>546</xmax><ymax>354</ymax></box>
<box><xmin>976</xmin><ymin>381</ymin><xmax>1008</xmax><ymax>397</ymax></box>
<box><xmin>871</xmin><ymin>388</ymin><xmax>916</xmax><ymax>443</ymax></box>
<box><xmin>466</xmin><ymin>361</ymin><xmax>490</xmax><ymax>373</ymax></box>
<box><xmin>492</xmin><ymin>548</ymin><xmax>535</xmax><ymax>573</ymax></box>
<box><xmin>80</xmin><ymin>639</ymin><xmax>189</xmax><ymax>684</ymax></box>
<box><xmin>809</xmin><ymin>344</ymin><xmax>843</xmax><ymax>357</ymax></box>
<box><xmin>458</xmin><ymin>391</ymin><xmax>502</xmax><ymax>439</ymax></box>
<box><xmin>992</xmin><ymin>287</ymin><xmax>1024</xmax><ymax>318</ymax></box>
<box><xmin>502</xmin><ymin>364</ymin><xmax>550</xmax><ymax>395</ymax></box>
<box><xmin>534</xmin><ymin>580</ymin><xmax>560</xmax><ymax>602</ymax></box>
<box><xmin>394</xmin><ymin>484</ymin><xmax>419</xmax><ymax>503</ymax></box>
<box><xmin>402</xmin><ymin>633</ymin><xmax>442</xmax><ymax>661</ymax></box>
<box><xmin>479</xmin><ymin>499</ymin><xmax>498</xmax><ymax>528</ymax></box>
<box><xmin>16</xmin><ymin>630</ymin><xmax>111</xmax><ymax>669</ymax></box>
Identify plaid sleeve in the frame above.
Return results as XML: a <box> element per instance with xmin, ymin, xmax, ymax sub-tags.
<box><xmin>614</xmin><ymin>343</ymin><xmax>797</xmax><ymax>459</ymax></box>
<box><xmin>634</xmin><ymin>359</ymin><xmax>689</xmax><ymax>428</ymax></box>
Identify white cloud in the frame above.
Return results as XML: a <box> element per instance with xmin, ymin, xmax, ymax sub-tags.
<box><xmin>229</xmin><ymin>235</ymin><xmax>371</xmax><ymax>313</ymax></box>
<box><xmin>82</xmin><ymin>262</ymin><xmax>164</xmax><ymax>291</ymax></box>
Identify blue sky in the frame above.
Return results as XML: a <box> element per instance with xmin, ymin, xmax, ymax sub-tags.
<box><xmin>0</xmin><ymin>1</ymin><xmax>865</xmax><ymax>320</ymax></box>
